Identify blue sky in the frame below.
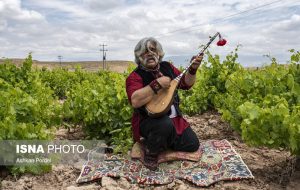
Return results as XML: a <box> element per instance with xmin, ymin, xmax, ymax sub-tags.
<box><xmin>0</xmin><ymin>0</ymin><xmax>300</xmax><ymax>67</ymax></box>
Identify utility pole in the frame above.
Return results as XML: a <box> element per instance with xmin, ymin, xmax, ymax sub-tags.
<box><xmin>99</xmin><ymin>44</ymin><xmax>108</xmax><ymax>70</ymax></box>
<box><xmin>58</xmin><ymin>55</ymin><xmax>63</xmax><ymax>66</ymax></box>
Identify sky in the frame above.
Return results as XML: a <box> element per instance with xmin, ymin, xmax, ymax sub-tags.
<box><xmin>0</xmin><ymin>0</ymin><xmax>300</xmax><ymax>67</ymax></box>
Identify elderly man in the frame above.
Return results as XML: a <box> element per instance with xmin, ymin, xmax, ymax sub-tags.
<box><xmin>126</xmin><ymin>37</ymin><xmax>203</xmax><ymax>170</ymax></box>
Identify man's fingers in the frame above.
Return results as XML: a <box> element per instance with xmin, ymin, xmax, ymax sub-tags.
<box><xmin>157</xmin><ymin>76</ymin><xmax>172</xmax><ymax>89</ymax></box>
<box><xmin>196</xmin><ymin>55</ymin><xmax>203</xmax><ymax>60</ymax></box>
<box><xmin>191</xmin><ymin>55</ymin><xmax>203</xmax><ymax>63</ymax></box>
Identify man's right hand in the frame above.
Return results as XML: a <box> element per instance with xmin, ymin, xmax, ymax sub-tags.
<box><xmin>157</xmin><ymin>76</ymin><xmax>171</xmax><ymax>89</ymax></box>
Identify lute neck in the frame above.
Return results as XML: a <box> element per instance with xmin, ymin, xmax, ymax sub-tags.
<box><xmin>174</xmin><ymin>32</ymin><xmax>220</xmax><ymax>82</ymax></box>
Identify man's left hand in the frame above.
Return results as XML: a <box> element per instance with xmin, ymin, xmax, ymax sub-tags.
<box><xmin>190</xmin><ymin>54</ymin><xmax>203</xmax><ymax>69</ymax></box>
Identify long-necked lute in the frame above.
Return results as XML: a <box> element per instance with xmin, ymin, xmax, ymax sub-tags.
<box><xmin>145</xmin><ymin>32</ymin><xmax>224</xmax><ymax>118</ymax></box>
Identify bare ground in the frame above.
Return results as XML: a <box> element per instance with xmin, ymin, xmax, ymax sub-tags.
<box><xmin>0</xmin><ymin>58</ymin><xmax>131</xmax><ymax>73</ymax></box>
<box><xmin>1</xmin><ymin>111</ymin><xmax>299</xmax><ymax>190</ymax></box>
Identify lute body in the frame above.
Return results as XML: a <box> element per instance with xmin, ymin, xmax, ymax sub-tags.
<box><xmin>145</xmin><ymin>32</ymin><xmax>222</xmax><ymax>118</ymax></box>
<box><xmin>145</xmin><ymin>79</ymin><xmax>180</xmax><ymax>118</ymax></box>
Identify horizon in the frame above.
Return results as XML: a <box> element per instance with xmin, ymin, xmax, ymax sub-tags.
<box><xmin>1</xmin><ymin>53</ymin><xmax>291</xmax><ymax>68</ymax></box>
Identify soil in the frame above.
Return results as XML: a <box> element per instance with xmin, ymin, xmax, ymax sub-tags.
<box><xmin>0</xmin><ymin>59</ymin><xmax>131</xmax><ymax>73</ymax></box>
<box><xmin>1</xmin><ymin>111</ymin><xmax>299</xmax><ymax>190</ymax></box>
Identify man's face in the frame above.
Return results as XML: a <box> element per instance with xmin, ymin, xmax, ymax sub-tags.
<box><xmin>140</xmin><ymin>43</ymin><xmax>159</xmax><ymax>69</ymax></box>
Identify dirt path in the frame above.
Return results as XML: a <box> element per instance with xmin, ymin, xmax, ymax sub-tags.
<box><xmin>1</xmin><ymin>111</ymin><xmax>299</xmax><ymax>190</ymax></box>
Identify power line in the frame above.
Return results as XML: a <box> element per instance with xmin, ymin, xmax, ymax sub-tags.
<box><xmin>155</xmin><ymin>0</ymin><xmax>287</xmax><ymax>38</ymax></box>
<box><xmin>22</xmin><ymin>0</ymin><xmax>298</xmax><ymax>61</ymax></box>
<box><xmin>51</xmin><ymin>0</ymin><xmax>295</xmax><ymax>49</ymax></box>
<box><xmin>76</xmin><ymin>0</ymin><xmax>294</xmax><ymax>45</ymax></box>
<box><xmin>89</xmin><ymin>0</ymin><xmax>296</xmax><ymax>52</ymax></box>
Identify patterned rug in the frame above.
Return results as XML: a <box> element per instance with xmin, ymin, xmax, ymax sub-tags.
<box><xmin>76</xmin><ymin>139</ymin><xmax>254</xmax><ymax>186</ymax></box>
<box><xmin>130</xmin><ymin>141</ymin><xmax>202</xmax><ymax>163</ymax></box>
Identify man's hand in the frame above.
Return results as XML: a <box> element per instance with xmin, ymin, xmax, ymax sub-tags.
<box><xmin>157</xmin><ymin>76</ymin><xmax>171</xmax><ymax>89</ymax></box>
<box><xmin>190</xmin><ymin>54</ymin><xmax>203</xmax><ymax>69</ymax></box>
<box><xmin>184</xmin><ymin>54</ymin><xmax>204</xmax><ymax>86</ymax></box>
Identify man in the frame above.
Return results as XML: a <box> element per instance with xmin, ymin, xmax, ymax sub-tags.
<box><xmin>126</xmin><ymin>37</ymin><xmax>203</xmax><ymax>170</ymax></box>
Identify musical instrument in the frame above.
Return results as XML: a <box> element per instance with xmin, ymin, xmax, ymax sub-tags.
<box><xmin>145</xmin><ymin>32</ymin><xmax>225</xmax><ymax>117</ymax></box>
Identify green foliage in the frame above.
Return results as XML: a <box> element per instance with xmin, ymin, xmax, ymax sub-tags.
<box><xmin>10</xmin><ymin>164</ymin><xmax>52</xmax><ymax>177</ymax></box>
<box><xmin>211</xmin><ymin>50</ymin><xmax>300</xmax><ymax>155</ymax></box>
<box><xmin>63</xmin><ymin>71</ymin><xmax>133</xmax><ymax>153</ymax></box>
<box><xmin>289</xmin><ymin>49</ymin><xmax>300</xmax><ymax>64</ymax></box>
<box><xmin>37</xmin><ymin>63</ymin><xmax>135</xmax><ymax>153</ymax></box>
<box><xmin>238</xmin><ymin>95</ymin><xmax>290</xmax><ymax>147</ymax></box>
<box><xmin>40</xmin><ymin>68</ymin><xmax>80</xmax><ymax>99</ymax></box>
<box><xmin>180</xmin><ymin>48</ymin><xmax>300</xmax><ymax>154</ymax></box>
<box><xmin>0</xmin><ymin>55</ymin><xmax>61</xmax><ymax>140</ymax></box>
<box><xmin>0</xmin><ymin>55</ymin><xmax>62</xmax><ymax>174</ymax></box>
<box><xmin>179</xmin><ymin>47</ymin><xmax>242</xmax><ymax>115</ymax></box>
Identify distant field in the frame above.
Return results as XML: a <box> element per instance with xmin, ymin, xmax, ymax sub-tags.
<box><xmin>0</xmin><ymin>58</ymin><xmax>133</xmax><ymax>73</ymax></box>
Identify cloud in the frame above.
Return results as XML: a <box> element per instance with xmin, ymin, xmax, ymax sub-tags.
<box><xmin>266</xmin><ymin>14</ymin><xmax>300</xmax><ymax>32</ymax></box>
<box><xmin>0</xmin><ymin>0</ymin><xmax>44</xmax><ymax>22</ymax></box>
<box><xmin>83</xmin><ymin>0</ymin><xmax>125</xmax><ymax>11</ymax></box>
<box><xmin>0</xmin><ymin>19</ymin><xmax>7</xmax><ymax>31</ymax></box>
<box><xmin>0</xmin><ymin>0</ymin><xmax>299</xmax><ymax>66</ymax></box>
